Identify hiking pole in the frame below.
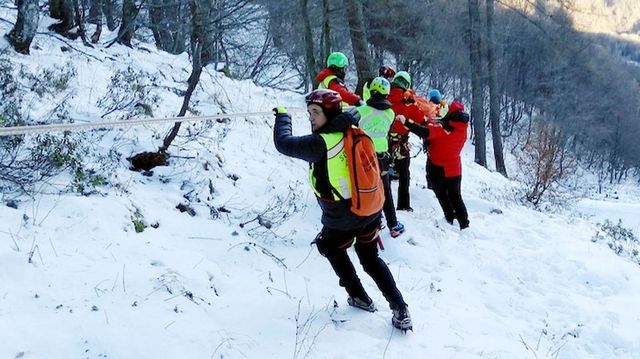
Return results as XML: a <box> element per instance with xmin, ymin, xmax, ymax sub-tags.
<box><xmin>0</xmin><ymin>107</ymin><xmax>308</xmax><ymax>137</ymax></box>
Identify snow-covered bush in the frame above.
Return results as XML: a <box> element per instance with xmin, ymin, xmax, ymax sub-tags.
<box><xmin>514</xmin><ymin>121</ymin><xmax>577</xmax><ymax>208</ymax></box>
<box><xmin>20</xmin><ymin>62</ymin><xmax>76</xmax><ymax>97</ymax></box>
<box><xmin>0</xmin><ymin>52</ymin><xmax>87</xmax><ymax>196</ymax></box>
<box><xmin>97</xmin><ymin>66</ymin><xmax>160</xmax><ymax>119</ymax></box>
<box><xmin>0</xmin><ymin>49</ymin><xmax>23</xmax><ymax>128</ymax></box>
<box><xmin>592</xmin><ymin>219</ymin><xmax>640</xmax><ymax>265</ymax></box>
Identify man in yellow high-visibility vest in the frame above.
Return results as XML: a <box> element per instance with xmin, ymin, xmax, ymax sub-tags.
<box><xmin>273</xmin><ymin>89</ymin><xmax>412</xmax><ymax>332</ymax></box>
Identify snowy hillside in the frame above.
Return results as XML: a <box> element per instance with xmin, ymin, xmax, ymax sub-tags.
<box><xmin>502</xmin><ymin>0</ymin><xmax>640</xmax><ymax>41</ymax></box>
<box><xmin>2</xmin><ymin>14</ymin><xmax>640</xmax><ymax>359</ymax></box>
<box><xmin>570</xmin><ymin>0</ymin><xmax>640</xmax><ymax>37</ymax></box>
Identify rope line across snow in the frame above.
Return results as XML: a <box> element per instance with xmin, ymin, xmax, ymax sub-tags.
<box><xmin>0</xmin><ymin>107</ymin><xmax>309</xmax><ymax>137</ymax></box>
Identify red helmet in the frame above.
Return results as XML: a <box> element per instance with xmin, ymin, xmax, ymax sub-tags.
<box><xmin>305</xmin><ymin>89</ymin><xmax>342</xmax><ymax>111</ymax></box>
<box><xmin>378</xmin><ymin>65</ymin><xmax>396</xmax><ymax>79</ymax></box>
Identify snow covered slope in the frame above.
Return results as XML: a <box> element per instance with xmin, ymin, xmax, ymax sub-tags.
<box><xmin>2</xmin><ymin>13</ymin><xmax>640</xmax><ymax>359</ymax></box>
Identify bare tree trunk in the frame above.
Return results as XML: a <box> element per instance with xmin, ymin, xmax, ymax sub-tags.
<box><xmin>149</xmin><ymin>0</ymin><xmax>166</xmax><ymax>49</ymax></box>
<box><xmin>72</xmin><ymin>0</ymin><xmax>92</xmax><ymax>46</ymax></box>
<box><xmin>343</xmin><ymin>0</ymin><xmax>373</xmax><ymax>94</ymax></box>
<box><xmin>89</xmin><ymin>0</ymin><xmax>103</xmax><ymax>43</ymax></box>
<box><xmin>149</xmin><ymin>0</ymin><xmax>186</xmax><ymax>54</ymax></box>
<box><xmin>117</xmin><ymin>0</ymin><xmax>137</xmax><ymax>47</ymax></box>
<box><xmin>486</xmin><ymin>0</ymin><xmax>506</xmax><ymax>176</ymax></box>
<box><xmin>320</xmin><ymin>0</ymin><xmax>331</xmax><ymax>72</ymax></box>
<box><xmin>104</xmin><ymin>0</ymin><xmax>117</xmax><ymax>31</ymax></box>
<box><xmin>88</xmin><ymin>0</ymin><xmax>102</xmax><ymax>25</ymax></box>
<box><xmin>6</xmin><ymin>0</ymin><xmax>40</xmax><ymax>55</ymax></box>
<box><xmin>50</xmin><ymin>0</ymin><xmax>64</xmax><ymax>19</ymax></box>
<box><xmin>300</xmin><ymin>0</ymin><xmax>317</xmax><ymax>91</ymax></box>
<box><xmin>468</xmin><ymin>0</ymin><xmax>486</xmax><ymax>167</ymax></box>
<box><xmin>160</xmin><ymin>0</ymin><xmax>212</xmax><ymax>153</ymax></box>
<box><xmin>159</xmin><ymin>66</ymin><xmax>202</xmax><ymax>153</ymax></box>
<box><xmin>48</xmin><ymin>0</ymin><xmax>76</xmax><ymax>35</ymax></box>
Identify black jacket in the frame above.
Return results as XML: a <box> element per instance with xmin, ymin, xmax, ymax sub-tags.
<box><xmin>274</xmin><ymin>111</ymin><xmax>381</xmax><ymax>230</ymax></box>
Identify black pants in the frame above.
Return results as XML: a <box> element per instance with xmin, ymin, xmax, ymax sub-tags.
<box><xmin>378</xmin><ymin>153</ymin><xmax>398</xmax><ymax>228</ymax></box>
<box><xmin>423</xmin><ymin>141</ymin><xmax>433</xmax><ymax>190</ymax></box>
<box><xmin>315</xmin><ymin>218</ymin><xmax>406</xmax><ymax>308</ymax></box>
<box><xmin>428</xmin><ymin>161</ymin><xmax>469</xmax><ymax>228</ymax></box>
<box><xmin>395</xmin><ymin>156</ymin><xmax>411</xmax><ymax>209</ymax></box>
<box><xmin>425</xmin><ymin>159</ymin><xmax>433</xmax><ymax>190</ymax></box>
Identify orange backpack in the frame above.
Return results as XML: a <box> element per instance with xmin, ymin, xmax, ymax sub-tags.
<box><xmin>342</xmin><ymin>127</ymin><xmax>385</xmax><ymax>217</ymax></box>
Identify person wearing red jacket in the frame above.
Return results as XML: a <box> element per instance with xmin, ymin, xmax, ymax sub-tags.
<box><xmin>421</xmin><ymin>89</ymin><xmax>444</xmax><ymax>190</ymax></box>
<box><xmin>387</xmin><ymin>71</ymin><xmax>426</xmax><ymax>211</ymax></box>
<box><xmin>362</xmin><ymin>65</ymin><xmax>396</xmax><ymax>101</ymax></box>
<box><xmin>315</xmin><ymin>52</ymin><xmax>363</xmax><ymax>106</ymax></box>
<box><xmin>398</xmin><ymin>101</ymin><xmax>470</xmax><ymax>229</ymax></box>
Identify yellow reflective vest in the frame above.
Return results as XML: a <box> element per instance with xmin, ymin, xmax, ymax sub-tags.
<box><xmin>317</xmin><ymin>75</ymin><xmax>350</xmax><ymax>107</ymax></box>
<box><xmin>356</xmin><ymin>106</ymin><xmax>394</xmax><ymax>153</ymax></box>
<box><xmin>309</xmin><ymin>132</ymin><xmax>352</xmax><ymax>200</ymax></box>
<box><xmin>362</xmin><ymin>82</ymin><xmax>371</xmax><ymax>102</ymax></box>
<box><xmin>318</xmin><ymin>75</ymin><xmax>338</xmax><ymax>90</ymax></box>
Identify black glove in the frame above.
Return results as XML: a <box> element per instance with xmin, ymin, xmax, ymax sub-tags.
<box><xmin>377</xmin><ymin>151</ymin><xmax>392</xmax><ymax>170</ymax></box>
<box><xmin>402</xmin><ymin>97</ymin><xmax>415</xmax><ymax>104</ymax></box>
<box><xmin>347</xmin><ymin>107</ymin><xmax>361</xmax><ymax>123</ymax></box>
<box><xmin>440</xmin><ymin>120</ymin><xmax>454</xmax><ymax>132</ymax></box>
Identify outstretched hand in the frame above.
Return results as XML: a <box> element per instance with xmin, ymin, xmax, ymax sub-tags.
<box><xmin>273</xmin><ymin>107</ymin><xmax>288</xmax><ymax>116</ymax></box>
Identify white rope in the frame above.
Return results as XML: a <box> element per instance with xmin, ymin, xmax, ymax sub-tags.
<box><xmin>0</xmin><ymin>107</ymin><xmax>308</xmax><ymax>137</ymax></box>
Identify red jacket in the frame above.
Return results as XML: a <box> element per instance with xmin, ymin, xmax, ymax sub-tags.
<box><xmin>426</xmin><ymin>120</ymin><xmax>468</xmax><ymax>177</ymax></box>
<box><xmin>405</xmin><ymin>104</ymin><xmax>469</xmax><ymax>177</ymax></box>
<box><xmin>388</xmin><ymin>88</ymin><xmax>426</xmax><ymax>136</ymax></box>
<box><xmin>315</xmin><ymin>69</ymin><xmax>362</xmax><ymax>106</ymax></box>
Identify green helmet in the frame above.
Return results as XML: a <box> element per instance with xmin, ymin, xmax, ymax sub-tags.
<box><xmin>392</xmin><ymin>71</ymin><xmax>411</xmax><ymax>90</ymax></box>
<box><xmin>327</xmin><ymin>52</ymin><xmax>349</xmax><ymax>68</ymax></box>
<box><xmin>369</xmin><ymin>77</ymin><xmax>391</xmax><ymax>96</ymax></box>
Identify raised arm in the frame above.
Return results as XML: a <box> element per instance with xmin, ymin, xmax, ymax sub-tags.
<box><xmin>273</xmin><ymin>112</ymin><xmax>326</xmax><ymax>163</ymax></box>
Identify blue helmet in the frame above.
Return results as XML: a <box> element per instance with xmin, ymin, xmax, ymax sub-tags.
<box><xmin>428</xmin><ymin>89</ymin><xmax>442</xmax><ymax>103</ymax></box>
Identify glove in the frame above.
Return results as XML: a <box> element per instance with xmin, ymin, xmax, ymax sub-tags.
<box><xmin>377</xmin><ymin>151</ymin><xmax>392</xmax><ymax>171</ymax></box>
<box><xmin>273</xmin><ymin>106</ymin><xmax>287</xmax><ymax>116</ymax></box>
<box><xmin>402</xmin><ymin>96</ymin><xmax>415</xmax><ymax>104</ymax></box>
<box><xmin>347</xmin><ymin>107</ymin><xmax>360</xmax><ymax>122</ymax></box>
<box><xmin>439</xmin><ymin>120</ymin><xmax>454</xmax><ymax>132</ymax></box>
<box><xmin>402</xmin><ymin>91</ymin><xmax>416</xmax><ymax>104</ymax></box>
<box><xmin>333</xmin><ymin>108</ymin><xmax>360</xmax><ymax>128</ymax></box>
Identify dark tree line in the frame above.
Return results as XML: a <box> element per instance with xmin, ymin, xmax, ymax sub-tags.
<box><xmin>262</xmin><ymin>0</ymin><xmax>640</xmax><ymax>182</ymax></box>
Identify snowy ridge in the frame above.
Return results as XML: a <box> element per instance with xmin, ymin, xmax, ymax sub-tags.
<box><xmin>2</xmin><ymin>16</ymin><xmax>640</xmax><ymax>359</ymax></box>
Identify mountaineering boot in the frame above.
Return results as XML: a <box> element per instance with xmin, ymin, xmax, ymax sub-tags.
<box><xmin>347</xmin><ymin>296</ymin><xmax>377</xmax><ymax>312</ymax></box>
<box><xmin>459</xmin><ymin>220</ymin><xmax>470</xmax><ymax>230</ymax></box>
<box><xmin>389</xmin><ymin>222</ymin><xmax>405</xmax><ymax>238</ymax></box>
<box><xmin>391</xmin><ymin>305</ymin><xmax>413</xmax><ymax>332</ymax></box>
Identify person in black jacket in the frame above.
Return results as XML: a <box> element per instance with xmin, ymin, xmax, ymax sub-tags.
<box><xmin>273</xmin><ymin>89</ymin><xmax>412</xmax><ymax>331</ymax></box>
